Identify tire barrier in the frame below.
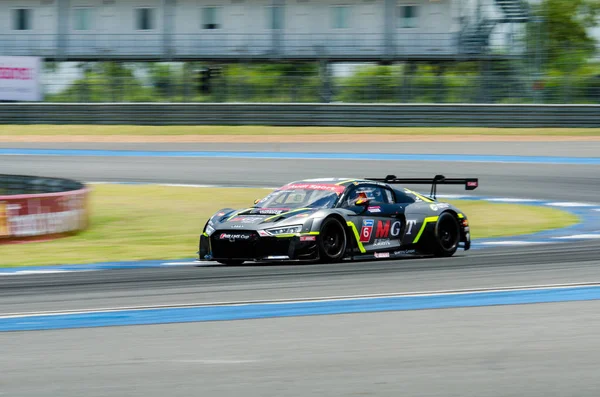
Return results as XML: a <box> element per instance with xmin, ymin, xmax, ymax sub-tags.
<box><xmin>0</xmin><ymin>174</ymin><xmax>89</xmax><ymax>243</ymax></box>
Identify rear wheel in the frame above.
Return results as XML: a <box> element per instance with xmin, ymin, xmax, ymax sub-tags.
<box><xmin>432</xmin><ymin>212</ymin><xmax>460</xmax><ymax>257</ymax></box>
<box><xmin>318</xmin><ymin>217</ymin><xmax>347</xmax><ymax>263</ymax></box>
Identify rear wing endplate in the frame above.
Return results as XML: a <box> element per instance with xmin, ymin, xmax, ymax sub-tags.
<box><xmin>364</xmin><ymin>174</ymin><xmax>478</xmax><ymax>200</ymax></box>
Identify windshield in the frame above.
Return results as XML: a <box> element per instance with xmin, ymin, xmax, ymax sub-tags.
<box><xmin>254</xmin><ymin>183</ymin><xmax>345</xmax><ymax>210</ymax></box>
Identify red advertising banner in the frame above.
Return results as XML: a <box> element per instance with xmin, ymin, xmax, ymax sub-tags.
<box><xmin>0</xmin><ymin>188</ymin><xmax>89</xmax><ymax>240</ymax></box>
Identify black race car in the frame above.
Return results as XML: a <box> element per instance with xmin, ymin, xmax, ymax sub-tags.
<box><xmin>198</xmin><ymin>175</ymin><xmax>478</xmax><ymax>265</ymax></box>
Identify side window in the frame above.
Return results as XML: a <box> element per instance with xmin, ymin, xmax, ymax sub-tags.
<box><xmin>343</xmin><ymin>185</ymin><xmax>390</xmax><ymax>207</ymax></box>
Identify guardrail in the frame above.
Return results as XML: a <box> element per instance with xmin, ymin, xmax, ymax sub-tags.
<box><xmin>1</xmin><ymin>103</ymin><xmax>600</xmax><ymax>127</ymax></box>
<box><xmin>0</xmin><ymin>174</ymin><xmax>89</xmax><ymax>241</ymax></box>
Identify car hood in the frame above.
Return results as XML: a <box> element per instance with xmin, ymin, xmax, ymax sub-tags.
<box><xmin>214</xmin><ymin>207</ymin><xmax>319</xmax><ymax>229</ymax></box>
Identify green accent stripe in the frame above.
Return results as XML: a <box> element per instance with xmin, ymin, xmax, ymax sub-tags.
<box><xmin>227</xmin><ymin>208</ymin><xmax>252</xmax><ymax>221</ymax></box>
<box><xmin>346</xmin><ymin>221</ymin><xmax>366</xmax><ymax>253</ymax></box>
<box><xmin>273</xmin><ymin>231</ymin><xmax>320</xmax><ymax>239</ymax></box>
<box><xmin>412</xmin><ymin>216</ymin><xmax>439</xmax><ymax>244</ymax></box>
<box><xmin>405</xmin><ymin>188</ymin><xmax>434</xmax><ymax>203</ymax></box>
<box><xmin>264</xmin><ymin>208</ymin><xmax>311</xmax><ymax>222</ymax></box>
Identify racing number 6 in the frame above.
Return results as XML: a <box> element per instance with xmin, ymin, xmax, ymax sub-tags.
<box><xmin>362</xmin><ymin>228</ymin><xmax>371</xmax><ymax>240</ymax></box>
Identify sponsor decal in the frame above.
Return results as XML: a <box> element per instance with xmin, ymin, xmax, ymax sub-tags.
<box><xmin>430</xmin><ymin>204</ymin><xmax>438</xmax><ymax>211</ymax></box>
<box><xmin>375</xmin><ymin>220</ymin><xmax>402</xmax><ymax>238</ymax></box>
<box><xmin>436</xmin><ymin>203</ymin><xmax>450</xmax><ymax>209</ymax></box>
<box><xmin>368</xmin><ymin>206</ymin><xmax>381</xmax><ymax>213</ymax></box>
<box><xmin>231</xmin><ymin>225</ymin><xmax>245</xmax><ymax>228</ymax></box>
<box><xmin>0</xmin><ymin>56</ymin><xmax>42</xmax><ymax>101</ymax></box>
<box><xmin>467</xmin><ymin>181</ymin><xmax>478</xmax><ymax>188</ymax></box>
<box><xmin>257</xmin><ymin>208</ymin><xmax>288</xmax><ymax>215</ymax></box>
<box><xmin>374</xmin><ymin>252</ymin><xmax>390</xmax><ymax>258</ymax></box>
<box><xmin>232</xmin><ymin>216</ymin><xmax>265</xmax><ymax>224</ymax></box>
<box><xmin>300</xmin><ymin>235</ymin><xmax>316</xmax><ymax>242</ymax></box>
<box><xmin>217</xmin><ymin>212</ymin><xmax>225</xmax><ymax>216</ymax></box>
<box><xmin>258</xmin><ymin>230</ymin><xmax>270</xmax><ymax>237</ymax></box>
<box><xmin>360</xmin><ymin>219</ymin><xmax>374</xmax><ymax>242</ymax></box>
<box><xmin>219</xmin><ymin>233</ymin><xmax>251</xmax><ymax>241</ymax></box>
<box><xmin>0</xmin><ymin>192</ymin><xmax>88</xmax><ymax>238</ymax></box>
<box><xmin>394</xmin><ymin>249</ymin><xmax>417</xmax><ymax>255</ymax></box>
<box><xmin>405</xmin><ymin>219</ymin><xmax>417</xmax><ymax>235</ymax></box>
<box><xmin>0</xmin><ymin>202</ymin><xmax>8</xmax><ymax>237</ymax></box>
<box><xmin>284</xmin><ymin>183</ymin><xmax>346</xmax><ymax>194</ymax></box>
<box><xmin>373</xmin><ymin>239</ymin><xmax>391</xmax><ymax>246</ymax></box>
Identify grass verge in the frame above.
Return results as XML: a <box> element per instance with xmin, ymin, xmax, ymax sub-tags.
<box><xmin>1</xmin><ymin>125</ymin><xmax>600</xmax><ymax>136</ymax></box>
<box><xmin>0</xmin><ymin>185</ymin><xmax>580</xmax><ymax>268</ymax></box>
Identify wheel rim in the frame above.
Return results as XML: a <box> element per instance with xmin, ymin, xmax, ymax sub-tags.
<box><xmin>438</xmin><ymin>216</ymin><xmax>459</xmax><ymax>251</ymax></box>
<box><xmin>322</xmin><ymin>223</ymin><xmax>344</xmax><ymax>257</ymax></box>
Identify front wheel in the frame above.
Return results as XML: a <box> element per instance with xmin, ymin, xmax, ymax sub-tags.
<box><xmin>318</xmin><ymin>217</ymin><xmax>347</xmax><ymax>263</ymax></box>
<box><xmin>432</xmin><ymin>212</ymin><xmax>460</xmax><ymax>257</ymax></box>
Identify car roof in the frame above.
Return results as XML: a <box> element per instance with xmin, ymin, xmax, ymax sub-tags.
<box><xmin>283</xmin><ymin>177</ymin><xmax>398</xmax><ymax>190</ymax></box>
<box><xmin>287</xmin><ymin>177</ymin><xmax>370</xmax><ymax>187</ymax></box>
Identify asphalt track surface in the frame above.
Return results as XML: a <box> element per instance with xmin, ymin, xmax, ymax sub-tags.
<box><xmin>2</xmin><ymin>141</ymin><xmax>600</xmax><ymax>397</ymax></box>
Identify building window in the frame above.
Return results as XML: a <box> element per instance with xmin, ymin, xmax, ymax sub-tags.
<box><xmin>73</xmin><ymin>8</ymin><xmax>93</xmax><ymax>31</ymax></box>
<box><xmin>398</xmin><ymin>5</ymin><xmax>417</xmax><ymax>28</ymax></box>
<box><xmin>331</xmin><ymin>5</ymin><xmax>350</xmax><ymax>29</ymax></box>
<box><xmin>12</xmin><ymin>8</ymin><xmax>32</xmax><ymax>30</ymax></box>
<box><xmin>268</xmin><ymin>6</ymin><xmax>283</xmax><ymax>29</ymax></box>
<box><xmin>202</xmin><ymin>7</ymin><xmax>220</xmax><ymax>29</ymax></box>
<box><xmin>136</xmin><ymin>8</ymin><xmax>155</xmax><ymax>30</ymax></box>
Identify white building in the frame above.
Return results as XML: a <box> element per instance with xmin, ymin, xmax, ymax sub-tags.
<box><xmin>0</xmin><ymin>0</ymin><xmax>528</xmax><ymax>61</ymax></box>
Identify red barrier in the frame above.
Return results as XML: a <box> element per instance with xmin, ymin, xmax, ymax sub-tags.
<box><xmin>0</xmin><ymin>187</ymin><xmax>89</xmax><ymax>242</ymax></box>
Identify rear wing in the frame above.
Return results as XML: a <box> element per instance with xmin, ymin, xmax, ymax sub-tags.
<box><xmin>364</xmin><ymin>174</ymin><xmax>478</xmax><ymax>200</ymax></box>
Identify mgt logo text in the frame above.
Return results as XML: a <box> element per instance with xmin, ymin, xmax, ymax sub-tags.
<box><xmin>361</xmin><ymin>219</ymin><xmax>402</xmax><ymax>242</ymax></box>
<box><xmin>375</xmin><ymin>220</ymin><xmax>402</xmax><ymax>238</ymax></box>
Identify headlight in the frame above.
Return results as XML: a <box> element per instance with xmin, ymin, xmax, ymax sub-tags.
<box><xmin>265</xmin><ymin>225</ymin><xmax>303</xmax><ymax>235</ymax></box>
<box><xmin>205</xmin><ymin>224</ymin><xmax>215</xmax><ymax>236</ymax></box>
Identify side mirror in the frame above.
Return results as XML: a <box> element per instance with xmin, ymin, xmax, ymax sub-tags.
<box><xmin>254</xmin><ymin>198</ymin><xmax>261</xmax><ymax>204</ymax></box>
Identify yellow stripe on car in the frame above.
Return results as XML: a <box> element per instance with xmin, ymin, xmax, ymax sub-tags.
<box><xmin>273</xmin><ymin>231</ymin><xmax>320</xmax><ymax>239</ymax></box>
<box><xmin>346</xmin><ymin>221</ymin><xmax>366</xmax><ymax>253</ymax></box>
<box><xmin>336</xmin><ymin>179</ymin><xmax>356</xmax><ymax>185</ymax></box>
<box><xmin>412</xmin><ymin>216</ymin><xmax>439</xmax><ymax>244</ymax></box>
<box><xmin>264</xmin><ymin>207</ymin><xmax>311</xmax><ymax>222</ymax></box>
<box><xmin>404</xmin><ymin>188</ymin><xmax>434</xmax><ymax>203</ymax></box>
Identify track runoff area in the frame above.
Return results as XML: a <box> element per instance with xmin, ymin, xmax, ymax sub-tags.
<box><xmin>1</xmin><ymin>142</ymin><xmax>600</xmax><ymax>333</ymax></box>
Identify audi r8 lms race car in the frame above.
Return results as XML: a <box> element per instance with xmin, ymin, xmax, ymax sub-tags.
<box><xmin>198</xmin><ymin>175</ymin><xmax>478</xmax><ymax>265</ymax></box>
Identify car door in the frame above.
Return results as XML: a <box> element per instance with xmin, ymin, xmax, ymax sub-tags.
<box><xmin>338</xmin><ymin>183</ymin><xmax>406</xmax><ymax>252</ymax></box>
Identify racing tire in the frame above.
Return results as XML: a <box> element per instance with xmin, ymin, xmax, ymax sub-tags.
<box><xmin>217</xmin><ymin>260</ymin><xmax>245</xmax><ymax>265</ymax></box>
<box><xmin>431</xmin><ymin>212</ymin><xmax>460</xmax><ymax>257</ymax></box>
<box><xmin>318</xmin><ymin>217</ymin><xmax>347</xmax><ymax>263</ymax></box>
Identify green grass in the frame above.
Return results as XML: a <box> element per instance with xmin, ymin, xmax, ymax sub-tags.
<box><xmin>0</xmin><ymin>185</ymin><xmax>580</xmax><ymax>268</ymax></box>
<box><xmin>1</xmin><ymin>125</ymin><xmax>600</xmax><ymax>136</ymax></box>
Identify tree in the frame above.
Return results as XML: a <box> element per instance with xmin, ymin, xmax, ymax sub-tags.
<box><xmin>528</xmin><ymin>0</ymin><xmax>600</xmax><ymax>70</ymax></box>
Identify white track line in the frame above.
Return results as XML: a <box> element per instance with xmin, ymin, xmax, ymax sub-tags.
<box><xmin>3</xmin><ymin>281</ymin><xmax>600</xmax><ymax>319</ymax></box>
<box><xmin>553</xmin><ymin>234</ymin><xmax>600</xmax><ymax>240</ymax></box>
<box><xmin>545</xmin><ymin>202</ymin><xmax>596</xmax><ymax>207</ymax></box>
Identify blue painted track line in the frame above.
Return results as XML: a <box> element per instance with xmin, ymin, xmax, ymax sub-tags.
<box><xmin>1</xmin><ymin>148</ymin><xmax>599</xmax><ymax>164</ymax></box>
<box><xmin>3</xmin><ymin>285</ymin><xmax>600</xmax><ymax>332</ymax></box>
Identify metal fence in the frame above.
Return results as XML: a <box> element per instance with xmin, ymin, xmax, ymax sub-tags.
<box><xmin>1</xmin><ymin>103</ymin><xmax>599</xmax><ymax>127</ymax></box>
<box><xmin>38</xmin><ymin>62</ymin><xmax>600</xmax><ymax>105</ymax></box>
<box><xmin>0</xmin><ymin>32</ymin><xmax>476</xmax><ymax>60</ymax></box>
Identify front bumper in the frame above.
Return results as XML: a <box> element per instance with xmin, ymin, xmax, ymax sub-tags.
<box><xmin>199</xmin><ymin>230</ymin><xmax>319</xmax><ymax>262</ymax></box>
